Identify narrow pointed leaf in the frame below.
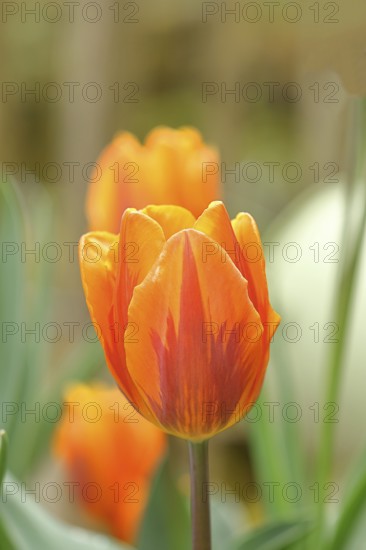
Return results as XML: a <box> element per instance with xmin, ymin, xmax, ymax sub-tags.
<box><xmin>232</xmin><ymin>520</ymin><xmax>313</xmax><ymax>550</ymax></box>
<box><xmin>138</xmin><ymin>455</ymin><xmax>190</xmax><ymax>550</ymax></box>
<box><xmin>0</xmin><ymin>475</ymin><xmax>133</xmax><ymax>550</ymax></box>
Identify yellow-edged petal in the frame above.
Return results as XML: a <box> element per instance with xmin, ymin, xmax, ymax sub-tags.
<box><xmin>79</xmin><ymin>231</ymin><xmax>152</xmax><ymax>417</ymax></box>
<box><xmin>79</xmin><ymin>231</ymin><xmax>126</xmax><ymax>386</ymax></box>
<box><xmin>141</xmin><ymin>204</ymin><xmax>196</xmax><ymax>239</ymax></box>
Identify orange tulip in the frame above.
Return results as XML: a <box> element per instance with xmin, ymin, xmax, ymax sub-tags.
<box><xmin>86</xmin><ymin>126</ymin><xmax>220</xmax><ymax>232</ymax></box>
<box><xmin>79</xmin><ymin>201</ymin><xmax>280</xmax><ymax>440</ymax></box>
<box><xmin>53</xmin><ymin>383</ymin><xmax>166</xmax><ymax>543</ymax></box>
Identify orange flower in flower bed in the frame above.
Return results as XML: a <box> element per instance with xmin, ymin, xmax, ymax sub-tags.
<box><xmin>54</xmin><ymin>383</ymin><xmax>166</xmax><ymax>543</ymax></box>
<box><xmin>79</xmin><ymin>201</ymin><xmax>280</xmax><ymax>441</ymax></box>
<box><xmin>86</xmin><ymin>127</ymin><xmax>220</xmax><ymax>232</ymax></box>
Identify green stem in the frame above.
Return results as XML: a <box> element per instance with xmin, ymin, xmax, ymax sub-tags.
<box><xmin>188</xmin><ymin>440</ymin><xmax>211</xmax><ymax>550</ymax></box>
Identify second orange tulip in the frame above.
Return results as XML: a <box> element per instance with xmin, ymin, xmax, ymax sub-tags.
<box><xmin>86</xmin><ymin>126</ymin><xmax>220</xmax><ymax>232</ymax></box>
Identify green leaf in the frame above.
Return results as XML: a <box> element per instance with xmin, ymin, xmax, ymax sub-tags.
<box><xmin>0</xmin><ymin>475</ymin><xmax>133</xmax><ymax>550</ymax></box>
<box><xmin>22</xmin><ymin>341</ymin><xmax>103</xmax><ymax>471</ymax></box>
<box><xmin>0</xmin><ymin>430</ymin><xmax>8</xmax><ymax>484</ymax></box>
<box><xmin>0</xmin><ymin>518</ymin><xmax>15</xmax><ymax>550</ymax></box>
<box><xmin>0</xmin><ymin>180</ymin><xmax>104</xmax><ymax>477</ymax></box>
<box><xmin>248</xmin><ymin>382</ymin><xmax>309</xmax><ymax>520</ymax></box>
<box><xmin>210</xmin><ymin>497</ymin><xmax>247</xmax><ymax>550</ymax></box>
<box><xmin>7</xmin><ymin>184</ymin><xmax>57</xmax><ymax>477</ymax></box>
<box><xmin>232</xmin><ymin>520</ymin><xmax>313</xmax><ymax>550</ymax></box>
<box><xmin>0</xmin><ymin>179</ymin><xmax>27</xmax><ymax>425</ymax></box>
<box><xmin>247</xmin><ymin>221</ymin><xmax>309</xmax><ymax>521</ymax></box>
<box><xmin>137</xmin><ymin>454</ymin><xmax>190</xmax><ymax>550</ymax></box>
<box><xmin>314</xmin><ymin>102</ymin><xmax>366</xmax><ymax>547</ymax></box>
<box><xmin>326</xmin><ymin>452</ymin><xmax>366</xmax><ymax>550</ymax></box>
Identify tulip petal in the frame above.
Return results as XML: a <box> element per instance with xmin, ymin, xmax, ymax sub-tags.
<box><xmin>141</xmin><ymin>204</ymin><xmax>196</xmax><ymax>239</ymax></box>
<box><xmin>79</xmin><ymin>231</ymin><xmax>122</xmax><ymax>380</ymax></box>
<box><xmin>79</xmin><ymin>231</ymin><xmax>153</xmax><ymax>416</ymax></box>
<box><xmin>54</xmin><ymin>383</ymin><xmax>166</xmax><ymax>543</ymax></box>
<box><xmin>143</xmin><ymin>127</ymin><xmax>220</xmax><ymax>217</ymax></box>
<box><xmin>145</xmin><ymin>126</ymin><xmax>203</xmax><ymax>149</ymax></box>
<box><xmin>194</xmin><ymin>200</ymin><xmax>244</xmax><ymax>270</ymax></box>
<box><xmin>232</xmin><ymin>212</ymin><xmax>281</xmax><ymax>325</ymax></box>
<box><xmin>114</xmin><ymin>208</ymin><xmax>166</xmax><ymax>329</ymax></box>
<box><xmin>104</xmin><ymin>209</ymin><xmax>166</xmax><ymax>419</ymax></box>
<box><xmin>195</xmin><ymin>201</ymin><xmax>269</xmax><ymax>324</ymax></box>
<box><xmin>125</xmin><ymin>229</ymin><xmax>264</xmax><ymax>440</ymax></box>
<box><xmin>196</xmin><ymin>202</ymin><xmax>280</xmax><ymax>331</ymax></box>
<box><xmin>232</xmin><ymin>213</ymin><xmax>281</xmax><ymax>389</ymax></box>
<box><xmin>86</xmin><ymin>127</ymin><xmax>220</xmax><ymax>232</ymax></box>
<box><xmin>86</xmin><ymin>132</ymin><xmax>142</xmax><ymax>232</ymax></box>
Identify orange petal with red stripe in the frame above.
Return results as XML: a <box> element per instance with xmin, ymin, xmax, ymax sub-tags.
<box><xmin>125</xmin><ymin>229</ymin><xmax>264</xmax><ymax>440</ymax></box>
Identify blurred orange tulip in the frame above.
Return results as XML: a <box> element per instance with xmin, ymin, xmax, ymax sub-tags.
<box><xmin>54</xmin><ymin>383</ymin><xmax>166</xmax><ymax>543</ymax></box>
<box><xmin>79</xmin><ymin>201</ymin><xmax>280</xmax><ymax>440</ymax></box>
<box><xmin>86</xmin><ymin>126</ymin><xmax>220</xmax><ymax>232</ymax></box>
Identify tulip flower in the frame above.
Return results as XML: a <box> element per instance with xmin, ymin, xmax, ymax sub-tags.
<box><xmin>79</xmin><ymin>201</ymin><xmax>280</xmax><ymax>440</ymax></box>
<box><xmin>53</xmin><ymin>383</ymin><xmax>166</xmax><ymax>544</ymax></box>
<box><xmin>86</xmin><ymin>126</ymin><xmax>220</xmax><ymax>232</ymax></box>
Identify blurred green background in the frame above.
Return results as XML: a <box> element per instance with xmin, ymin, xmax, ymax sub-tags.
<box><xmin>1</xmin><ymin>1</ymin><xmax>366</xmax><ymax>549</ymax></box>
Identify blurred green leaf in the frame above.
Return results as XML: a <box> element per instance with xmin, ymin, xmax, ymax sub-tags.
<box><xmin>314</xmin><ymin>101</ymin><xmax>366</xmax><ymax>547</ymax></box>
<box><xmin>0</xmin><ymin>432</ymin><xmax>13</xmax><ymax>549</ymax></box>
<box><xmin>211</xmin><ymin>497</ymin><xmax>246</xmax><ymax>550</ymax></box>
<box><xmin>247</xmin><ymin>212</ymin><xmax>310</xmax><ymax>520</ymax></box>
<box><xmin>248</xmin><ymin>392</ymin><xmax>295</xmax><ymax>519</ymax></box>
<box><xmin>0</xmin><ymin>180</ymin><xmax>104</xmax><ymax>478</ymax></box>
<box><xmin>23</xmin><ymin>340</ymin><xmax>104</xmax><ymax>474</ymax></box>
<box><xmin>248</xmin><ymin>333</ymin><xmax>308</xmax><ymax>520</ymax></box>
<box><xmin>6</xmin><ymin>183</ymin><xmax>55</xmax><ymax>477</ymax></box>
<box><xmin>232</xmin><ymin>520</ymin><xmax>313</xmax><ymax>550</ymax></box>
<box><xmin>138</xmin><ymin>455</ymin><xmax>190</xmax><ymax>550</ymax></box>
<box><xmin>326</xmin><ymin>453</ymin><xmax>366</xmax><ymax>550</ymax></box>
<box><xmin>0</xmin><ymin>430</ymin><xmax>8</xmax><ymax>484</ymax></box>
<box><xmin>0</xmin><ymin>179</ymin><xmax>27</xmax><ymax>430</ymax></box>
<box><xmin>0</xmin><ymin>475</ymin><xmax>133</xmax><ymax>550</ymax></box>
<box><xmin>0</xmin><ymin>519</ymin><xmax>15</xmax><ymax>550</ymax></box>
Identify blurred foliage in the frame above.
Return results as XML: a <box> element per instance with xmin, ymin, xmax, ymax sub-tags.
<box><xmin>0</xmin><ymin>430</ymin><xmax>8</xmax><ymax>485</ymax></box>
<box><xmin>138</xmin><ymin>455</ymin><xmax>190</xmax><ymax>550</ymax></box>
<box><xmin>1</xmin><ymin>475</ymin><xmax>133</xmax><ymax>550</ymax></box>
<box><xmin>0</xmin><ymin>178</ymin><xmax>104</xmax><ymax>478</ymax></box>
<box><xmin>232</xmin><ymin>520</ymin><xmax>313</xmax><ymax>550</ymax></box>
